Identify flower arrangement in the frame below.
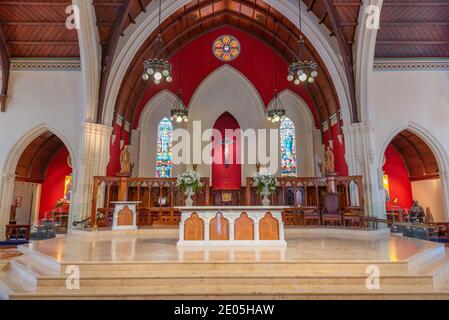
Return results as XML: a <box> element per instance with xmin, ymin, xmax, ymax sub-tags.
<box><xmin>253</xmin><ymin>172</ymin><xmax>276</xmax><ymax>196</ymax></box>
<box><xmin>176</xmin><ymin>171</ymin><xmax>204</xmax><ymax>192</ymax></box>
<box><xmin>176</xmin><ymin>171</ymin><xmax>203</xmax><ymax>207</ymax></box>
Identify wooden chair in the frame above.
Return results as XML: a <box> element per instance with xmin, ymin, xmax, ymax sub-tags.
<box><xmin>321</xmin><ymin>193</ymin><xmax>342</xmax><ymax>226</ymax></box>
<box><xmin>303</xmin><ymin>206</ymin><xmax>321</xmax><ymax>226</ymax></box>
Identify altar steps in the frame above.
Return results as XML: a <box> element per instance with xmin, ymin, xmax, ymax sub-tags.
<box><xmin>3</xmin><ymin>245</ymin><xmax>449</xmax><ymax>300</ymax></box>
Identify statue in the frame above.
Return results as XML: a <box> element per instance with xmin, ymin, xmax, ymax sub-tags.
<box><xmin>324</xmin><ymin>146</ymin><xmax>335</xmax><ymax>175</ymax></box>
<box><xmin>409</xmin><ymin>200</ymin><xmax>425</xmax><ymax>224</ymax></box>
<box><xmin>120</xmin><ymin>145</ymin><xmax>132</xmax><ymax>174</ymax></box>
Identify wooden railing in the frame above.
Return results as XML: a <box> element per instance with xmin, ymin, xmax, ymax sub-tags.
<box><xmin>245</xmin><ymin>175</ymin><xmax>364</xmax><ymax>211</ymax></box>
<box><xmin>90</xmin><ymin>175</ymin><xmax>364</xmax><ymax>228</ymax></box>
<box><xmin>90</xmin><ymin>176</ymin><xmax>210</xmax><ymax>228</ymax></box>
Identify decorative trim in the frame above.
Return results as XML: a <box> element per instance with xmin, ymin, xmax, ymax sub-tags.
<box><xmin>374</xmin><ymin>59</ymin><xmax>449</xmax><ymax>71</ymax></box>
<box><xmin>10</xmin><ymin>59</ymin><xmax>81</xmax><ymax>72</ymax></box>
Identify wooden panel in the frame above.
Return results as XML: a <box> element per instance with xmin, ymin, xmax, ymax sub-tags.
<box><xmin>234</xmin><ymin>212</ymin><xmax>254</xmax><ymax>240</ymax></box>
<box><xmin>117</xmin><ymin>206</ymin><xmax>133</xmax><ymax>226</ymax></box>
<box><xmin>209</xmin><ymin>212</ymin><xmax>229</xmax><ymax>240</ymax></box>
<box><xmin>184</xmin><ymin>212</ymin><xmax>204</xmax><ymax>240</ymax></box>
<box><xmin>259</xmin><ymin>212</ymin><xmax>279</xmax><ymax>240</ymax></box>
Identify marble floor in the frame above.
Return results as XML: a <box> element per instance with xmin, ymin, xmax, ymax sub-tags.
<box><xmin>22</xmin><ymin>228</ymin><xmax>440</xmax><ymax>264</ymax></box>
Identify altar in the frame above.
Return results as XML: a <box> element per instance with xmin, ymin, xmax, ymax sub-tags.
<box><xmin>177</xmin><ymin>206</ymin><xmax>287</xmax><ymax>247</ymax></box>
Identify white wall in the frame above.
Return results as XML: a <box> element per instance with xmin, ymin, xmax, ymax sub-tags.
<box><xmin>372</xmin><ymin>70</ymin><xmax>449</xmax><ymax>220</ymax></box>
<box><xmin>412</xmin><ymin>179</ymin><xmax>445</xmax><ymax>222</ymax></box>
<box><xmin>0</xmin><ymin>70</ymin><xmax>82</xmax><ymax>168</ymax></box>
<box><xmin>0</xmin><ymin>70</ymin><xmax>83</xmax><ymax>237</ymax></box>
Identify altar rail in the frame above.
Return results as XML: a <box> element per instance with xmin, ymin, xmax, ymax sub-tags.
<box><xmin>90</xmin><ymin>175</ymin><xmax>364</xmax><ymax>228</ymax></box>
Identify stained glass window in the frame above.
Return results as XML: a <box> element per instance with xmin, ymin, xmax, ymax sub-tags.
<box><xmin>213</xmin><ymin>35</ymin><xmax>240</xmax><ymax>61</ymax></box>
<box><xmin>280</xmin><ymin>117</ymin><xmax>297</xmax><ymax>176</ymax></box>
<box><xmin>156</xmin><ymin>117</ymin><xmax>173</xmax><ymax>178</ymax></box>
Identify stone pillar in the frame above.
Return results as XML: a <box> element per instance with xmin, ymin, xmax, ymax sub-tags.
<box><xmin>69</xmin><ymin>122</ymin><xmax>112</xmax><ymax>228</ymax></box>
<box><xmin>0</xmin><ymin>173</ymin><xmax>15</xmax><ymax>240</ymax></box>
<box><xmin>440</xmin><ymin>169</ymin><xmax>449</xmax><ymax>221</ymax></box>
<box><xmin>343</xmin><ymin>121</ymin><xmax>386</xmax><ymax>221</ymax></box>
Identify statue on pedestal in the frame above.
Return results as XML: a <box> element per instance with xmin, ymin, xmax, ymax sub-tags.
<box><xmin>324</xmin><ymin>146</ymin><xmax>335</xmax><ymax>175</ymax></box>
<box><xmin>120</xmin><ymin>145</ymin><xmax>133</xmax><ymax>176</ymax></box>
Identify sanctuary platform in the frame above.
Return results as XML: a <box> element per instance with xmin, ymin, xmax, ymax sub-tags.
<box><xmin>2</xmin><ymin>228</ymin><xmax>449</xmax><ymax>299</ymax></box>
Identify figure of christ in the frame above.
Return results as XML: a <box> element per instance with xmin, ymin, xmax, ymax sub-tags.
<box><xmin>219</xmin><ymin>136</ymin><xmax>235</xmax><ymax>168</ymax></box>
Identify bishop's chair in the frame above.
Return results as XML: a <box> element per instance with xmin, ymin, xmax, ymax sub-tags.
<box><xmin>321</xmin><ymin>192</ymin><xmax>343</xmax><ymax>226</ymax></box>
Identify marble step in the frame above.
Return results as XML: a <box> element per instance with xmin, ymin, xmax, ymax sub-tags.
<box><xmin>35</xmin><ymin>274</ymin><xmax>435</xmax><ymax>288</ymax></box>
<box><xmin>57</xmin><ymin>261</ymin><xmax>411</xmax><ymax>275</ymax></box>
<box><xmin>9</xmin><ymin>284</ymin><xmax>449</xmax><ymax>300</ymax></box>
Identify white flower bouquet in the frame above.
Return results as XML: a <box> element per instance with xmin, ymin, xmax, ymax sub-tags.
<box><xmin>176</xmin><ymin>171</ymin><xmax>203</xmax><ymax>192</ymax></box>
<box><xmin>253</xmin><ymin>172</ymin><xmax>277</xmax><ymax>196</ymax></box>
<box><xmin>176</xmin><ymin>171</ymin><xmax>203</xmax><ymax>207</ymax></box>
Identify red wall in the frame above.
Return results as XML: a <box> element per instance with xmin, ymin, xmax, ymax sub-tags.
<box><xmin>383</xmin><ymin>145</ymin><xmax>413</xmax><ymax>210</ymax></box>
<box><xmin>39</xmin><ymin>147</ymin><xmax>72</xmax><ymax>220</ymax></box>
<box><xmin>212</xmin><ymin>112</ymin><xmax>241</xmax><ymax>189</ymax></box>
<box><xmin>108</xmin><ymin>25</ymin><xmax>348</xmax><ymax>177</ymax></box>
<box><xmin>133</xmin><ymin>26</ymin><xmax>319</xmax><ymax>129</ymax></box>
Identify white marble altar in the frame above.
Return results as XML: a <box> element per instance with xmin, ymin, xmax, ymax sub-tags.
<box><xmin>177</xmin><ymin>206</ymin><xmax>287</xmax><ymax>247</ymax></box>
<box><xmin>111</xmin><ymin>201</ymin><xmax>141</xmax><ymax>231</ymax></box>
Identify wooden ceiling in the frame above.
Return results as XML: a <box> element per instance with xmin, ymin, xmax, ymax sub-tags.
<box><xmin>0</xmin><ymin>0</ymin><xmax>79</xmax><ymax>58</ymax></box>
<box><xmin>15</xmin><ymin>131</ymin><xmax>65</xmax><ymax>182</ymax></box>
<box><xmin>391</xmin><ymin>129</ymin><xmax>439</xmax><ymax>180</ymax></box>
<box><xmin>376</xmin><ymin>0</ymin><xmax>449</xmax><ymax>58</ymax></box>
<box><xmin>109</xmin><ymin>0</ymin><xmax>363</xmax><ymax>125</ymax></box>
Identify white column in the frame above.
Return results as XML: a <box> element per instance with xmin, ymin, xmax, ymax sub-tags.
<box><xmin>343</xmin><ymin>122</ymin><xmax>386</xmax><ymax>221</ymax></box>
<box><xmin>73</xmin><ymin>0</ymin><xmax>101</xmax><ymax>123</ymax></box>
<box><xmin>70</xmin><ymin>123</ymin><xmax>112</xmax><ymax>227</ymax></box>
<box><xmin>204</xmin><ymin>217</ymin><xmax>210</xmax><ymax>241</ymax></box>
<box><xmin>254</xmin><ymin>221</ymin><xmax>260</xmax><ymax>241</ymax></box>
<box><xmin>440</xmin><ymin>169</ymin><xmax>449</xmax><ymax>221</ymax></box>
<box><xmin>0</xmin><ymin>173</ymin><xmax>15</xmax><ymax>240</ymax></box>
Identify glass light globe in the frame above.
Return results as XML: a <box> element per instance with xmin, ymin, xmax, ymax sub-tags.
<box><xmin>294</xmin><ymin>79</ymin><xmax>300</xmax><ymax>85</ymax></box>
<box><xmin>297</xmin><ymin>69</ymin><xmax>304</xmax><ymax>76</ymax></box>
<box><xmin>311</xmin><ymin>70</ymin><xmax>318</xmax><ymax>78</ymax></box>
<box><xmin>166</xmin><ymin>76</ymin><xmax>173</xmax><ymax>83</ymax></box>
<box><xmin>176</xmin><ymin>116</ymin><xmax>183</xmax><ymax>123</ymax></box>
<box><xmin>154</xmin><ymin>79</ymin><xmax>160</xmax><ymax>85</ymax></box>
<box><xmin>162</xmin><ymin>69</ymin><xmax>170</xmax><ymax>77</ymax></box>
<box><xmin>299</xmin><ymin>73</ymin><xmax>307</xmax><ymax>82</ymax></box>
<box><xmin>271</xmin><ymin>118</ymin><xmax>276</xmax><ymax>123</ymax></box>
<box><xmin>154</xmin><ymin>72</ymin><xmax>162</xmax><ymax>80</ymax></box>
<box><xmin>183</xmin><ymin>116</ymin><xmax>188</xmax><ymax>122</ymax></box>
<box><xmin>274</xmin><ymin>115</ymin><xmax>280</xmax><ymax>122</ymax></box>
<box><xmin>308</xmin><ymin>77</ymin><xmax>315</xmax><ymax>83</ymax></box>
<box><xmin>287</xmin><ymin>74</ymin><xmax>294</xmax><ymax>82</ymax></box>
<box><xmin>169</xmin><ymin>116</ymin><xmax>174</xmax><ymax>121</ymax></box>
<box><xmin>142</xmin><ymin>73</ymin><xmax>149</xmax><ymax>81</ymax></box>
<box><xmin>147</xmin><ymin>68</ymin><xmax>154</xmax><ymax>75</ymax></box>
<box><xmin>267</xmin><ymin>116</ymin><xmax>272</xmax><ymax>121</ymax></box>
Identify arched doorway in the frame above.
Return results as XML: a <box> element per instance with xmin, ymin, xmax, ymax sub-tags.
<box><xmin>381</xmin><ymin>129</ymin><xmax>445</xmax><ymax>223</ymax></box>
<box><xmin>10</xmin><ymin>130</ymin><xmax>73</xmax><ymax>233</ymax></box>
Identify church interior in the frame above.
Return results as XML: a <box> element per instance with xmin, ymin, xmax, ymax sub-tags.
<box><xmin>0</xmin><ymin>0</ymin><xmax>449</xmax><ymax>300</ymax></box>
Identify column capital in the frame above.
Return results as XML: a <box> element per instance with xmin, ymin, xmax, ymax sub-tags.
<box><xmin>80</xmin><ymin>122</ymin><xmax>113</xmax><ymax>137</ymax></box>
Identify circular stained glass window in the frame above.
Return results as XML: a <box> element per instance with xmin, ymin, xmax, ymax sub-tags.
<box><xmin>213</xmin><ymin>35</ymin><xmax>241</xmax><ymax>62</ymax></box>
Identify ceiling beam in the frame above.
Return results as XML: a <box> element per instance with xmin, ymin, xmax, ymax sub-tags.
<box><xmin>0</xmin><ymin>23</ymin><xmax>10</xmax><ymax>112</ymax></box>
<box><xmin>97</xmin><ymin>0</ymin><xmax>137</xmax><ymax>123</ymax></box>
<box><xmin>322</xmin><ymin>0</ymin><xmax>359</xmax><ymax>123</ymax></box>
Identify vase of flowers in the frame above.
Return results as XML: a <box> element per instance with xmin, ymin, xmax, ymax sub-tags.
<box><xmin>176</xmin><ymin>171</ymin><xmax>203</xmax><ymax>207</ymax></box>
<box><xmin>253</xmin><ymin>172</ymin><xmax>276</xmax><ymax>206</ymax></box>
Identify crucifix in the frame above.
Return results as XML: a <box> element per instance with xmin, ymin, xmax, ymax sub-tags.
<box><xmin>219</xmin><ymin>136</ymin><xmax>235</xmax><ymax>168</ymax></box>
